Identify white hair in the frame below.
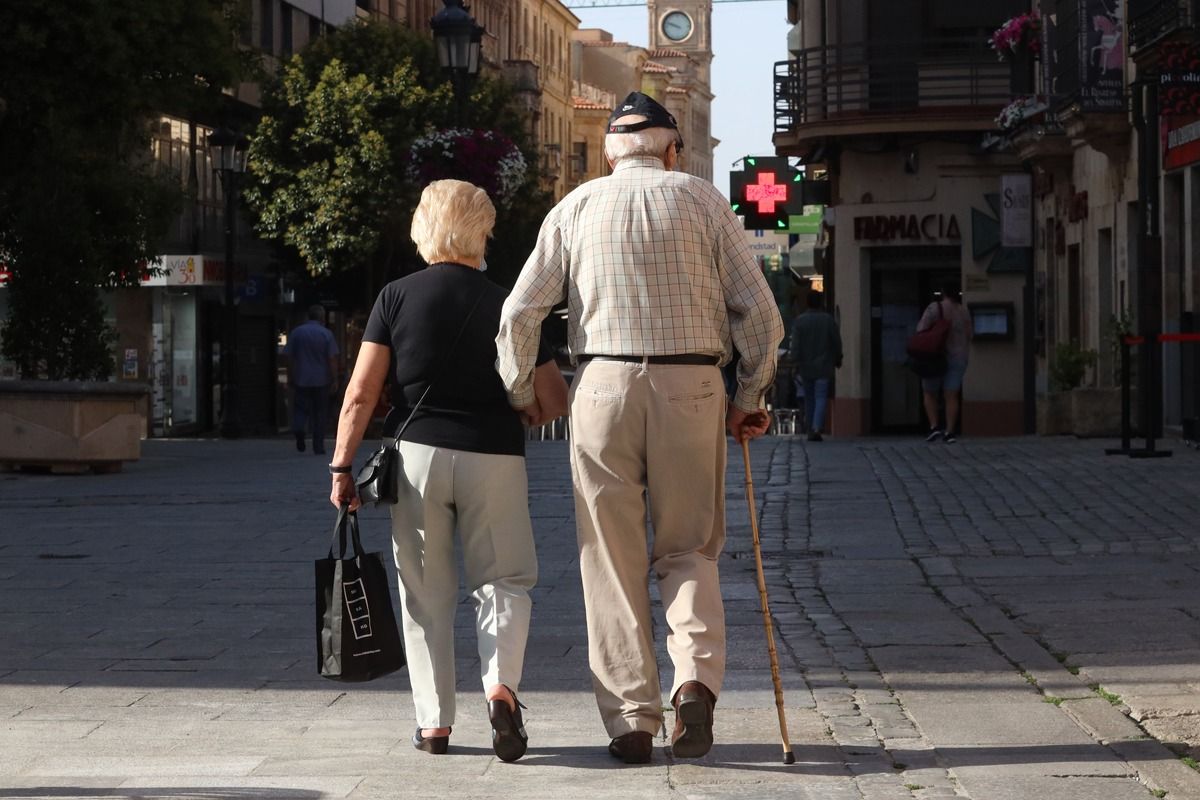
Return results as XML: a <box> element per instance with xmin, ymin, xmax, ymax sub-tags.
<box><xmin>410</xmin><ymin>179</ymin><xmax>495</xmax><ymax>265</ymax></box>
<box><xmin>604</xmin><ymin>114</ymin><xmax>679</xmax><ymax>163</ymax></box>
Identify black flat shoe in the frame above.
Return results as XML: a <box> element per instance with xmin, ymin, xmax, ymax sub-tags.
<box><xmin>488</xmin><ymin>694</ymin><xmax>528</xmax><ymax>762</ymax></box>
<box><xmin>412</xmin><ymin>726</ymin><xmax>450</xmax><ymax>754</ymax></box>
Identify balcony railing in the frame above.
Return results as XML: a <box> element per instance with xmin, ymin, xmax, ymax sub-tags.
<box><xmin>1128</xmin><ymin>0</ymin><xmax>1197</xmax><ymax>52</ymax></box>
<box><xmin>774</xmin><ymin>37</ymin><xmax>1010</xmax><ymax>134</ymax></box>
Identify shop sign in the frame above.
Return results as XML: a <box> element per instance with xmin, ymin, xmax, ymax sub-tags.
<box><xmin>1159</xmin><ymin>42</ymin><xmax>1200</xmax><ymax>117</ymax></box>
<box><xmin>1001</xmin><ymin>174</ymin><xmax>1033</xmax><ymax>248</ymax></box>
<box><xmin>852</xmin><ymin>213</ymin><xmax>961</xmax><ymax>243</ymax></box>
<box><xmin>786</xmin><ymin>205</ymin><xmax>824</xmax><ymax>235</ymax></box>
<box><xmin>1163</xmin><ymin>114</ymin><xmax>1200</xmax><ymax>170</ymax></box>
<box><xmin>142</xmin><ymin>255</ymin><xmax>206</xmax><ymax>287</ymax></box>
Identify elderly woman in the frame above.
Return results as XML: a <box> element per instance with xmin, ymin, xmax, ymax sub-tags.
<box><xmin>328</xmin><ymin>179</ymin><xmax>567</xmax><ymax>761</ymax></box>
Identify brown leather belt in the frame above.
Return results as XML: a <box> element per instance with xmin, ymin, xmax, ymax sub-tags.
<box><xmin>578</xmin><ymin>354</ymin><xmax>719</xmax><ymax>366</ymax></box>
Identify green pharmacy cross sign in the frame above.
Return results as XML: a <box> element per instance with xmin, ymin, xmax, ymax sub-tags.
<box><xmin>729</xmin><ymin>157</ymin><xmax>826</xmax><ymax>231</ymax></box>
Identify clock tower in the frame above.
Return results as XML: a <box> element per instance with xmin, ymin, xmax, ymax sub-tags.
<box><xmin>644</xmin><ymin>0</ymin><xmax>715</xmax><ymax>180</ymax></box>
<box><xmin>646</xmin><ymin>0</ymin><xmax>712</xmax><ymax>84</ymax></box>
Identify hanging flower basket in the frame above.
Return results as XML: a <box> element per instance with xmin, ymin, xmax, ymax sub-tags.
<box><xmin>995</xmin><ymin>95</ymin><xmax>1046</xmax><ymax>131</ymax></box>
<box><xmin>407</xmin><ymin>128</ymin><xmax>529</xmax><ymax>208</ymax></box>
<box><xmin>990</xmin><ymin>13</ymin><xmax>1042</xmax><ymax>61</ymax></box>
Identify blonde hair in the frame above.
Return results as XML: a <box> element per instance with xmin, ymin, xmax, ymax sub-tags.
<box><xmin>604</xmin><ymin>114</ymin><xmax>679</xmax><ymax>163</ymax></box>
<box><xmin>410</xmin><ymin>179</ymin><xmax>496</xmax><ymax>265</ymax></box>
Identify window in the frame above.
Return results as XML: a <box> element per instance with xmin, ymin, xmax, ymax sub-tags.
<box><xmin>281</xmin><ymin>3</ymin><xmax>293</xmax><ymax>57</ymax></box>
<box><xmin>259</xmin><ymin>0</ymin><xmax>274</xmax><ymax>52</ymax></box>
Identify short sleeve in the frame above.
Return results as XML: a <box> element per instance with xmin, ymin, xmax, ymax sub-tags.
<box><xmin>362</xmin><ymin>287</ymin><xmax>396</xmax><ymax>346</ymax></box>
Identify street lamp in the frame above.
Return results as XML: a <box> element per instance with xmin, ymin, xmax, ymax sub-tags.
<box><xmin>207</xmin><ymin>125</ymin><xmax>248</xmax><ymax>439</ymax></box>
<box><xmin>430</xmin><ymin>0</ymin><xmax>484</xmax><ymax>115</ymax></box>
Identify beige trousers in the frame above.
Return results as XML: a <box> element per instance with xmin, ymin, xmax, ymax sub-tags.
<box><xmin>568</xmin><ymin>360</ymin><xmax>727</xmax><ymax>737</ymax></box>
<box><xmin>389</xmin><ymin>441</ymin><xmax>538</xmax><ymax>729</ymax></box>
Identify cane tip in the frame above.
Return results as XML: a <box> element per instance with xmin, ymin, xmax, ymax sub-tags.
<box><xmin>783</xmin><ymin>750</ymin><xmax>796</xmax><ymax>765</ymax></box>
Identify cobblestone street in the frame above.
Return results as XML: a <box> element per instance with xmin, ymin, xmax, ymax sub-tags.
<box><xmin>2</xmin><ymin>435</ymin><xmax>1200</xmax><ymax>799</ymax></box>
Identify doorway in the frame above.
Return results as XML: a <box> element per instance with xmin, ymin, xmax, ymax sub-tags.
<box><xmin>869</xmin><ymin>246</ymin><xmax>962</xmax><ymax>433</ymax></box>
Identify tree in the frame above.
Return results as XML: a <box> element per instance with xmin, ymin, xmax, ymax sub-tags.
<box><xmin>0</xmin><ymin>0</ymin><xmax>251</xmax><ymax>380</ymax></box>
<box><xmin>244</xmin><ymin>20</ymin><xmax>552</xmax><ymax>302</ymax></box>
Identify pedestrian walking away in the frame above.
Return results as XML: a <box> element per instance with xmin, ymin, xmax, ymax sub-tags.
<box><xmin>496</xmin><ymin>91</ymin><xmax>784</xmax><ymax>764</ymax></box>
<box><xmin>788</xmin><ymin>289</ymin><xmax>842</xmax><ymax>442</ymax></box>
<box><xmin>917</xmin><ymin>283</ymin><xmax>973</xmax><ymax>443</ymax></box>
<box><xmin>286</xmin><ymin>305</ymin><xmax>340</xmax><ymax>455</ymax></box>
<box><xmin>327</xmin><ymin>180</ymin><xmax>568</xmax><ymax>761</ymax></box>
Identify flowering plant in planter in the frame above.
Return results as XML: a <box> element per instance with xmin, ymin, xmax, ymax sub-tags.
<box><xmin>990</xmin><ymin>12</ymin><xmax>1042</xmax><ymax>60</ymax></box>
<box><xmin>996</xmin><ymin>95</ymin><xmax>1042</xmax><ymax>130</ymax></box>
<box><xmin>407</xmin><ymin>128</ymin><xmax>528</xmax><ymax>207</ymax></box>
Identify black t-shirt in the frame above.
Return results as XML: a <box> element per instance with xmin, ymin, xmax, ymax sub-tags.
<box><xmin>362</xmin><ymin>263</ymin><xmax>552</xmax><ymax>457</ymax></box>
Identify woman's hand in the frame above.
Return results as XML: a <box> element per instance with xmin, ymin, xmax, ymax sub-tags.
<box><xmin>330</xmin><ymin>473</ymin><xmax>360</xmax><ymax>511</ymax></box>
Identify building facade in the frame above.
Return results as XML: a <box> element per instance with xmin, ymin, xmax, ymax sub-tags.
<box><xmin>774</xmin><ymin>0</ymin><xmax>1034</xmax><ymax>436</ymax></box>
<box><xmin>570</xmin><ymin>22</ymin><xmax>716</xmax><ymax>185</ymax></box>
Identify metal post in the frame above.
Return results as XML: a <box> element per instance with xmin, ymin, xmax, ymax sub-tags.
<box><xmin>1105</xmin><ymin>338</ymin><xmax>1132</xmax><ymax>455</ymax></box>
<box><xmin>220</xmin><ymin>171</ymin><xmax>240</xmax><ymax>439</ymax></box>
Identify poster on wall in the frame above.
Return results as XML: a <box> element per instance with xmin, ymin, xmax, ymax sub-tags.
<box><xmin>1076</xmin><ymin>0</ymin><xmax>1124</xmax><ymax>111</ymax></box>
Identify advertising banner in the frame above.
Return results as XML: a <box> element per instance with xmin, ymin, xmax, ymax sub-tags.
<box><xmin>1001</xmin><ymin>174</ymin><xmax>1033</xmax><ymax>248</ymax></box>
<box><xmin>1075</xmin><ymin>0</ymin><xmax>1124</xmax><ymax>112</ymax></box>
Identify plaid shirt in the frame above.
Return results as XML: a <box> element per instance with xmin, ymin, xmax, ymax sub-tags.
<box><xmin>497</xmin><ymin>156</ymin><xmax>783</xmax><ymax>412</ymax></box>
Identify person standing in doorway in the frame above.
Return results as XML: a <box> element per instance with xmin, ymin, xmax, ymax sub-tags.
<box><xmin>496</xmin><ymin>91</ymin><xmax>783</xmax><ymax>764</ymax></box>
<box><xmin>788</xmin><ymin>290</ymin><xmax>842</xmax><ymax>441</ymax></box>
<box><xmin>917</xmin><ymin>284</ymin><xmax>973</xmax><ymax>443</ymax></box>
<box><xmin>286</xmin><ymin>304</ymin><xmax>339</xmax><ymax>455</ymax></box>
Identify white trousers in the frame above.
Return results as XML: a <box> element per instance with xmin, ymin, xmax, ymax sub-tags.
<box><xmin>389</xmin><ymin>441</ymin><xmax>538</xmax><ymax>728</ymax></box>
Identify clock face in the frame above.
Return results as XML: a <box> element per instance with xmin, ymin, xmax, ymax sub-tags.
<box><xmin>661</xmin><ymin>10</ymin><xmax>693</xmax><ymax>42</ymax></box>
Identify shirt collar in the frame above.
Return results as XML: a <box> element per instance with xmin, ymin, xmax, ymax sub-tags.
<box><xmin>613</xmin><ymin>156</ymin><xmax>667</xmax><ymax>173</ymax></box>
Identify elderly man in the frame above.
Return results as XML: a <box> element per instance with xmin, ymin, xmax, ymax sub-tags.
<box><xmin>497</xmin><ymin>92</ymin><xmax>783</xmax><ymax>763</ymax></box>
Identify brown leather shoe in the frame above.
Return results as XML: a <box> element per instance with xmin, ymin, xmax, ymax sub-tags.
<box><xmin>671</xmin><ymin>681</ymin><xmax>715</xmax><ymax>758</ymax></box>
<box><xmin>607</xmin><ymin>730</ymin><xmax>654</xmax><ymax>764</ymax></box>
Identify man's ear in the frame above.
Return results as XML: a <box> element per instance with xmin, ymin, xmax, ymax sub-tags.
<box><xmin>663</xmin><ymin>142</ymin><xmax>678</xmax><ymax>171</ymax></box>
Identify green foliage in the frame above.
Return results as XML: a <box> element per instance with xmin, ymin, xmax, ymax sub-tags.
<box><xmin>244</xmin><ymin>20</ymin><xmax>552</xmax><ymax>297</ymax></box>
<box><xmin>0</xmin><ymin>0</ymin><xmax>251</xmax><ymax>379</ymax></box>
<box><xmin>1049</xmin><ymin>341</ymin><xmax>1098</xmax><ymax>391</ymax></box>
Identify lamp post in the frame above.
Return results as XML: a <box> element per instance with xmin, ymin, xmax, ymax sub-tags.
<box><xmin>430</xmin><ymin>0</ymin><xmax>484</xmax><ymax>117</ymax></box>
<box><xmin>207</xmin><ymin>125</ymin><xmax>249</xmax><ymax>439</ymax></box>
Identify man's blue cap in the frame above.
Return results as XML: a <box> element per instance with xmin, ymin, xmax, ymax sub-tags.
<box><xmin>607</xmin><ymin>91</ymin><xmax>679</xmax><ymax>134</ymax></box>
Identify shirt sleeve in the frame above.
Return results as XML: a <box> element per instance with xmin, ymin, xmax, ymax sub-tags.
<box><xmin>712</xmin><ymin>194</ymin><xmax>784</xmax><ymax>412</ymax></box>
<box><xmin>497</xmin><ymin>211</ymin><xmax>568</xmax><ymax>408</ymax></box>
<box><xmin>916</xmin><ymin>302</ymin><xmax>935</xmax><ymax>333</ymax></box>
<box><xmin>362</xmin><ymin>287</ymin><xmax>395</xmax><ymax>347</ymax></box>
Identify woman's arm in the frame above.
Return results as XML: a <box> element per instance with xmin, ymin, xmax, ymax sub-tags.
<box><xmin>329</xmin><ymin>341</ymin><xmax>391</xmax><ymax>509</ymax></box>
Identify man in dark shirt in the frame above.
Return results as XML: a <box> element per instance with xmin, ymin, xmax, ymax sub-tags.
<box><xmin>286</xmin><ymin>305</ymin><xmax>339</xmax><ymax>455</ymax></box>
<box><xmin>788</xmin><ymin>290</ymin><xmax>842</xmax><ymax>441</ymax></box>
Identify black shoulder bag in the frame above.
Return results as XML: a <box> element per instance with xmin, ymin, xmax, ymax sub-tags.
<box><xmin>355</xmin><ymin>285</ymin><xmax>488</xmax><ymax>506</ymax></box>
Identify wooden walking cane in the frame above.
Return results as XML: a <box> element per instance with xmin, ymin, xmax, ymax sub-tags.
<box><xmin>741</xmin><ymin>438</ymin><xmax>795</xmax><ymax>765</ymax></box>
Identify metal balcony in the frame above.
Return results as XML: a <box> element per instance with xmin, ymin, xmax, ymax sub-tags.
<box><xmin>774</xmin><ymin>37</ymin><xmax>1011</xmax><ymax>141</ymax></box>
<box><xmin>1128</xmin><ymin>0</ymin><xmax>1197</xmax><ymax>53</ymax></box>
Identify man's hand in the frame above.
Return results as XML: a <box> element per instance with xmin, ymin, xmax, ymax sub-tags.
<box><xmin>726</xmin><ymin>405</ymin><xmax>771</xmax><ymax>443</ymax></box>
<box><xmin>518</xmin><ymin>397</ymin><xmax>545</xmax><ymax>427</ymax></box>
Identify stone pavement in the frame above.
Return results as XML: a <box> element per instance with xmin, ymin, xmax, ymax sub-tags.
<box><xmin>2</xmin><ymin>435</ymin><xmax>1200</xmax><ymax>799</ymax></box>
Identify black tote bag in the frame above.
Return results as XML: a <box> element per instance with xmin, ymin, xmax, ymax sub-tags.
<box><xmin>315</xmin><ymin>505</ymin><xmax>406</xmax><ymax>682</ymax></box>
